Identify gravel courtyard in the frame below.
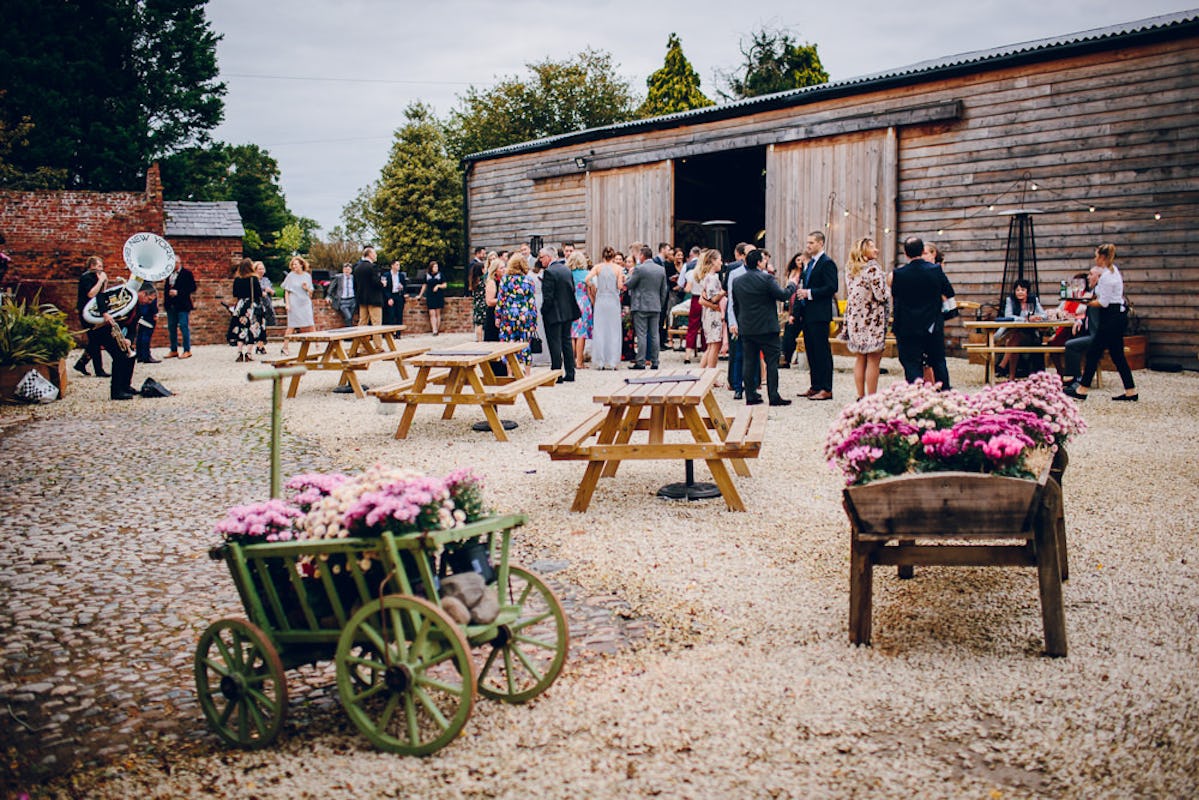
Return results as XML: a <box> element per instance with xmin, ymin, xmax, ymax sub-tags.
<box><xmin>2</xmin><ymin>333</ymin><xmax>1196</xmax><ymax>799</ymax></box>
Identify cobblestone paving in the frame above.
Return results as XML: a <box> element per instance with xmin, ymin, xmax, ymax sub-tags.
<box><xmin>0</xmin><ymin>399</ymin><xmax>648</xmax><ymax>792</ymax></box>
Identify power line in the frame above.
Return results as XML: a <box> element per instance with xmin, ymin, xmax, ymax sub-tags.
<box><xmin>224</xmin><ymin>72</ymin><xmax>480</xmax><ymax>86</ymax></box>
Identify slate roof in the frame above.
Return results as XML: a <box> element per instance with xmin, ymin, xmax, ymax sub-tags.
<box><xmin>163</xmin><ymin>201</ymin><xmax>245</xmax><ymax>238</ymax></box>
<box><xmin>464</xmin><ymin>9</ymin><xmax>1199</xmax><ymax>163</ymax></box>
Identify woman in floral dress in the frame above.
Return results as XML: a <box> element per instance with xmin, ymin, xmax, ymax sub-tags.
<box><xmin>843</xmin><ymin>237</ymin><xmax>891</xmax><ymax>399</ymax></box>
<box><xmin>569</xmin><ymin>251</ymin><xmax>594</xmax><ymax>369</ymax></box>
<box><xmin>496</xmin><ymin>254</ymin><xmax>537</xmax><ymax>363</ymax></box>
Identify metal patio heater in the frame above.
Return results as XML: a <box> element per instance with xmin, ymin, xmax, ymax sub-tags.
<box><xmin>997</xmin><ymin>209</ymin><xmax>1043</xmax><ymax>310</ymax></box>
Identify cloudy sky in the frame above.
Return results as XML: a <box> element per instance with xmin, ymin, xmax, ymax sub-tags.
<box><xmin>205</xmin><ymin>0</ymin><xmax>1195</xmax><ymax>235</ymax></box>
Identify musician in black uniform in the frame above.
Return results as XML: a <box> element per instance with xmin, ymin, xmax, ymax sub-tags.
<box><xmin>75</xmin><ymin>256</ymin><xmax>109</xmax><ymax>377</ymax></box>
<box><xmin>78</xmin><ymin>256</ymin><xmax>137</xmax><ymax>400</ymax></box>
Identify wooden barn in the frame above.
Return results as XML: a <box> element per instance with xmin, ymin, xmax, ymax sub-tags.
<box><xmin>463</xmin><ymin>10</ymin><xmax>1199</xmax><ymax>364</ymax></box>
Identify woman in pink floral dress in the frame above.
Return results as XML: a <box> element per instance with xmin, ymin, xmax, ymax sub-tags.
<box><xmin>842</xmin><ymin>237</ymin><xmax>890</xmax><ymax>399</ymax></box>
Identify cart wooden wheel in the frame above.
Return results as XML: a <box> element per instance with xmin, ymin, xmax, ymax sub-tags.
<box><xmin>476</xmin><ymin>565</ymin><xmax>569</xmax><ymax>703</ymax></box>
<box><xmin>194</xmin><ymin>618</ymin><xmax>287</xmax><ymax>749</ymax></box>
<box><xmin>335</xmin><ymin>595</ymin><xmax>475</xmax><ymax>755</ymax></box>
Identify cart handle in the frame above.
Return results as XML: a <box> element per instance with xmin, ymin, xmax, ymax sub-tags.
<box><xmin>247</xmin><ymin>366</ymin><xmax>309</xmax><ymax>498</ymax></box>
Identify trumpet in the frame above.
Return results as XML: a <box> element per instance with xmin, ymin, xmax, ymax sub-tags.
<box><xmin>109</xmin><ymin>315</ymin><xmax>133</xmax><ymax>356</ymax></box>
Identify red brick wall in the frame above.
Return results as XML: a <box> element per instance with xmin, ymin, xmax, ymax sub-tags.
<box><xmin>0</xmin><ymin>164</ymin><xmax>252</xmax><ymax>347</ymax></box>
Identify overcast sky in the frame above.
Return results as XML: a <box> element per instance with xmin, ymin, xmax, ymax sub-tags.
<box><xmin>205</xmin><ymin>0</ymin><xmax>1196</xmax><ymax>236</ymax></box>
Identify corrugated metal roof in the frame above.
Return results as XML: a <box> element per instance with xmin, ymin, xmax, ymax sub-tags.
<box><xmin>465</xmin><ymin>9</ymin><xmax>1199</xmax><ymax>163</ymax></box>
<box><xmin>163</xmin><ymin>201</ymin><xmax>245</xmax><ymax>238</ymax></box>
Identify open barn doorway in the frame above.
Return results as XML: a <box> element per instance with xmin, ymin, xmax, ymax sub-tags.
<box><xmin>673</xmin><ymin>147</ymin><xmax>766</xmax><ymax>261</ymax></box>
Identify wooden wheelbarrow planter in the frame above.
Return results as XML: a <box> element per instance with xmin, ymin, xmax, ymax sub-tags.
<box><xmin>843</xmin><ymin>462</ymin><xmax>1067</xmax><ymax>657</ymax></box>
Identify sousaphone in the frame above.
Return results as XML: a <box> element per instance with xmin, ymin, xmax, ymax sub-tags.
<box><xmin>82</xmin><ymin>232</ymin><xmax>177</xmax><ymax>325</ymax></box>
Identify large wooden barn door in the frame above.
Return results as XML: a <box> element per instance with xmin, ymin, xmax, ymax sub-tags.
<box><xmin>765</xmin><ymin>128</ymin><xmax>897</xmax><ymax>280</ymax></box>
<box><xmin>585</xmin><ymin>161</ymin><xmax>674</xmax><ymax>257</ymax></box>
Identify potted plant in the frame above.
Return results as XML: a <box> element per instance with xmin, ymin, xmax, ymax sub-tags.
<box><xmin>0</xmin><ymin>293</ymin><xmax>76</xmax><ymax>401</ymax></box>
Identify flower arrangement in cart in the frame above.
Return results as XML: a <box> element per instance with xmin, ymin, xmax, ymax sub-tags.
<box><xmin>825</xmin><ymin>372</ymin><xmax>1086</xmax><ymax>486</ymax></box>
<box><xmin>213</xmin><ymin>465</ymin><xmax>488</xmax><ymax>574</ymax></box>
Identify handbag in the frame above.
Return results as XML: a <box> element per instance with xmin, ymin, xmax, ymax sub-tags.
<box><xmin>528</xmin><ymin>335</ymin><xmax>543</xmax><ymax>354</ymax></box>
<box><xmin>15</xmin><ymin>369</ymin><xmax>59</xmax><ymax>403</ymax></box>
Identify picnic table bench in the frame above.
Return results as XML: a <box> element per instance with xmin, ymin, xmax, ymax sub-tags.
<box><xmin>540</xmin><ymin>368</ymin><xmax>765</xmax><ymax>512</ymax></box>
<box><xmin>269</xmin><ymin>325</ymin><xmax>420</xmax><ymax>398</ymax></box>
<box><xmin>386</xmin><ymin>341</ymin><xmax>561</xmax><ymax>441</ymax></box>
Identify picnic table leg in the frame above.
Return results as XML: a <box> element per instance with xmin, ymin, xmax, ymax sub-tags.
<box><xmin>343</xmin><ymin>369</ymin><xmax>366</xmax><ymax>399</ymax></box>
<box><xmin>704</xmin><ymin>458</ymin><xmax>745</xmax><ymax>511</ymax></box>
<box><xmin>849</xmin><ymin>530</ymin><xmax>875</xmax><ymax>646</ymax></box>
<box><xmin>286</xmin><ymin>342</ymin><xmax>312</xmax><ymax>398</ymax></box>
<box><xmin>897</xmin><ymin>541</ymin><xmax>915</xmax><ymax>579</ymax></box>
<box><xmin>393</xmin><ymin>367</ymin><xmax>431</xmax><ymax>440</ymax></box>
<box><xmin>600</xmin><ymin>405</ymin><xmax>642</xmax><ymax>478</ymax></box>
<box><xmin>700</xmin><ymin>391</ymin><xmax>750</xmax><ymax>476</ymax></box>
<box><xmin>441</xmin><ymin>369</ymin><xmax>467</xmax><ymax>420</ymax></box>
<box><xmin>1036</xmin><ymin>482</ymin><xmax>1068</xmax><ymax>657</ymax></box>
<box><xmin>480</xmin><ymin>402</ymin><xmax>509</xmax><ymax>442</ymax></box>
<box><xmin>570</xmin><ymin>461</ymin><xmax>606</xmax><ymax>512</ymax></box>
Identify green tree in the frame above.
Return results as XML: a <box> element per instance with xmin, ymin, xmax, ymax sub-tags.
<box><xmin>160</xmin><ymin>143</ymin><xmax>315</xmax><ymax>278</ymax></box>
<box><xmin>444</xmin><ymin>49</ymin><xmax>638</xmax><ymax>161</ymax></box>
<box><xmin>719</xmin><ymin>26</ymin><xmax>828</xmax><ymax>100</ymax></box>
<box><xmin>0</xmin><ymin>93</ymin><xmax>68</xmax><ymax>190</ymax></box>
<box><xmin>0</xmin><ymin>0</ymin><xmax>225</xmax><ymax>190</ymax></box>
<box><xmin>372</xmin><ymin>103</ymin><xmax>462</xmax><ymax>272</ymax></box>
<box><xmin>307</xmin><ymin>234</ymin><xmax>363</xmax><ymax>274</ymax></box>
<box><xmin>638</xmin><ymin>33</ymin><xmax>714</xmax><ymax>118</ymax></box>
<box><xmin>340</xmin><ymin>184</ymin><xmax>382</xmax><ymax>247</ymax></box>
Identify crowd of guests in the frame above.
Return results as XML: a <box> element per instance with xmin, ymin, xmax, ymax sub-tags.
<box><xmin>72</xmin><ymin>235</ymin><xmax>1138</xmax><ymax>405</ymax></box>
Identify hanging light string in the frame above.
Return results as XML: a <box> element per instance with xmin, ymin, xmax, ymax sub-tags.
<box><xmin>821</xmin><ymin>172</ymin><xmax>1165</xmax><ymax>236</ymax></box>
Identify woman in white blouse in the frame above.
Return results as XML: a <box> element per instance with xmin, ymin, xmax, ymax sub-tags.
<box><xmin>1065</xmin><ymin>243</ymin><xmax>1138</xmax><ymax>402</ymax></box>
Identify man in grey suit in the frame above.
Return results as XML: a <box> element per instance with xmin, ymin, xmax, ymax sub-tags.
<box><xmin>625</xmin><ymin>245</ymin><xmax>669</xmax><ymax>369</ymax></box>
<box><xmin>539</xmin><ymin>247</ymin><xmax>580</xmax><ymax>382</ymax></box>
<box><xmin>326</xmin><ymin>262</ymin><xmax>356</xmax><ymax>325</ymax></box>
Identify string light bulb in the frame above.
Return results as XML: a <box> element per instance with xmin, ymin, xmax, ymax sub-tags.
<box><xmin>1031</xmin><ymin>183</ymin><xmax>1039</xmax><ymax>190</ymax></box>
<box><xmin>843</xmin><ymin>210</ymin><xmax>849</xmax><ymax>217</ymax></box>
<box><xmin>883</xmin><ymin>227</ymin><xmax>890</xmax><ymax>233</ymax></box>
<box><xmin>937</xmin><ymin>229</ymin><xmax>944</xmax><ymax>235</ymax></box>
<box><xmin>988</xmin><ymin>205</ymin><xmax>995</xmax><ymax>211</ymax></box>
<box><xmin>1155</xmin><ymin>213</ymin><xmax>1162</xmax><ymax>220</ymax></box>
<box><xmin>1089</xmin><ymin>206</ymin><xmax>1096</xmax><ymax>213</ymax></box>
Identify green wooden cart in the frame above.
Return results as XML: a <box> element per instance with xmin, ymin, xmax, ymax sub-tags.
<box><xmin>196</xmin><ymin>512</ymin><xmax>569</xmax><ymax>755</ymax></box>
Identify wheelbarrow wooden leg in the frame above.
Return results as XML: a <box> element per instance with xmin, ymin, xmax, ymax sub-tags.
<box><xmin>849</xmin><ymin>536</ymin><xmax>876</xmax><ymax>646</ymax></box>
<box><xmin>1036</xmin><ymin>483</ymin><xmax>1067</xmax><ymax>657</ymax></box>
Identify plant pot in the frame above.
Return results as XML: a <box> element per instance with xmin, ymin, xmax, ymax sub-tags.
<box><xmin>0</xmin><ymin>359</ymin><xmax>67</xmax><ymax>401</ymax></box>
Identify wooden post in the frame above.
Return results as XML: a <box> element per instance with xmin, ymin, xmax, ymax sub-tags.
<box><xmin>1035</xmin><ymin>481</ymin><xmax>1068</xmax><ymax>657</ymax></box>
<box><xmin>247</xmin><ymin>365</ymin><xmax>307</xmax><ymax>499</ymax></box>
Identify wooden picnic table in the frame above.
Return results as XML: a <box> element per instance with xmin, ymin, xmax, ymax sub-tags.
<box><xmin>540</xmin><ymin>368</ymin><xmax>766</xmax><ymax>512</ymax></box>
<box><xmin>965</xmin><ymin>319</ymin><xmax>1071</xmax><ymax>384</ymax></box>
<box><xmin>385</xmin><ymin>340</ymin><xmax>561</xmax><ymax>442</ymax></box>
<box><xmin>273</xmin><ymin>324</ymin><xmax>420</xmax><ymax>399</ymax></box>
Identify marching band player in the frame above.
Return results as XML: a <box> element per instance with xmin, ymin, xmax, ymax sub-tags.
<box><xmin>78</xmin><ymin>255</ymin><xmax>137</xmax><ymax>400</ymax></box>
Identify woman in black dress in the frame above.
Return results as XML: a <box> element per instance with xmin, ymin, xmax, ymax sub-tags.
<box><xmin>417</xmin><ymin>260</ymin><xmax>447</xmax><ymax>335</ymax></box>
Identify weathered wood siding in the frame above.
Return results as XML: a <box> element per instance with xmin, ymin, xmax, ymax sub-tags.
<box><xmin>467</xmin><ymin>34</ymin><xmax>1199</xmax><ymax>360</ymax></box>
<box><xmin>585</xmin><ymin>162</ymin><xmax>673</xmax><ymax>259</ymax></box>
<box><xmin>765</xmin><ymin>128</ymin><xmax>897</xmax><ymax>272</ymax></box>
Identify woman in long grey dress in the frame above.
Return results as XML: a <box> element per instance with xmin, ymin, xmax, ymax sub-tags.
<box><xmin>281</xmin><ymin>255</ymin><xmax>315</xmax><ymax>352</ymax></box>
<box><xmin>586</xmin><ymin>246</ymin><xmax>625</xmax><ymax>369</ymax></box>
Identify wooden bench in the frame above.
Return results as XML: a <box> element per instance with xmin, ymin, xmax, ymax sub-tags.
<box><xmin>368</xmin><ymin>368</ymin><xmax>452</xmax><ymax>403</ymax></box>
<box><xmin>487</xmin><ymin>369</ymin><xmax>562</xmax><ymax>403</ymax></box>
<box><xmin>717</xmin><ymin>405</ymin><xmax>768</xmax><ymax>460</ymax></box>
<box><xmin>263</xmin><ymin>356</ymin><xmax>300</xmax><ymax>368</ymax></box>
<box><xmin>539</xmin><ymin>409</ymin><xmax>609</xmax><ymax>459</ymax></box>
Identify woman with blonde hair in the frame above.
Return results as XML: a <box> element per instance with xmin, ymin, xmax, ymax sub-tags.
<box><xmin>281</xmin><ymin>255</ymin><xmax>315</xmax><ymax>353</ymax></box>
<box><xmin>568</xmin><ymin>250</ymin><xmax>593</xmax><ymax>369</ymax></box>
<box><xmin>1065</xmin><ymin>243</ymin><xmax>1139</xmax><ymax>402</ymax></box>
<box><xmin>694</xmin><ymin>249</ymin><xmax>725</xmax><ymax>369</ymax></box>
<box><xmin>842</xmin><ymin>236</ymin><xmax>890</xmax><ymax>399</ymax></box>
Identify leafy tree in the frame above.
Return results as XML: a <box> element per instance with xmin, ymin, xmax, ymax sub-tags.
<box><xmin>160</xmin><ymin>143</ymin><xmax>315</xmax><ymax>278</ymax></box>
<box><xmin>307</xmin><ymin>235</ymin><xmax>363</xmax><ymax>274</ymax></box>
<box><xmin>340</xmin><ymin>184</ymin><xmax>382</xmax><ymax>247</ymax></box>
<box><xmin>719</xmin><ymin>26</ymin><xmax>829</xmax><ymax>100</ymax></box>
<box><xmin>443</xmin><ymin>49</ymin><xmax>638</xmax><ymax>161</ymax></box>
<box><xmin>372</xmin><ymin>103</ymin><xmax>462</xmax><ymax>272</ymax></box>
<box><xmin>638</xmin><ymin>33</ymin><xmax>715</xmax><ymax>118</ymax></box>
<box><xmin>0</xmin><ymin>0</ymin><xmax>225</xmax><ymax>190</ymax></box>
<box><xmin>0</xmin><ymin>93</ymin><xmax>68</xmax><ymax>190</ymax></box>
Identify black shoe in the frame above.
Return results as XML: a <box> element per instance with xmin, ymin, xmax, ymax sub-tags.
<box><xmin>94</xmin><ymin>368</ymin><xmax>110</xmax><ymax>378</ymax></box>
<box><xmin>629</xmin><ymin>363</ymin><xmax>645</xmax><ymax>370</ymax></box>
<box><xmin>556</xmin><ymin>376</ymin><xmax>565</xmax><ymax>384</ymax></box>
<box><xmin>650</xmin><ymin>364</ymin><xmax>659</xmax><ymax>370</ymax></box>
<box><xmin>1063</xmin><ymin>386</ymin><xmax>1086</xmax><ymax>400</ymax></box>
<box><xmin>73</xmin><ymin>357</ymin><xmax>90</xmax><ymax>376</ymax></box>
<box><xmin>111</xmin><ymin>392</ymin><xmax>135</xmax><ymax>401</ymax></box>
<box><xmin>733</xmin><ymin>390</ymin><xmax>743</xmax><ymax>400</ymax></box>
<box><xmin>138</xmin><ymin>356</ymin><xmax>162</xmax><ymax>364</ymax></box>
<box><xmin>1112</xmin><ymin>393</ymin><xmax>1139</xmax><ymax>402</ymax></box>
<box><xmin>769</xmin><ymin>397</ymin><xmax>792</xmax><ymax>407</ymax></box>
<box><xmin>745</xmin><ymin>396</ymin><xmax>763</xmax><ymax>406</ymax></box>
<box><xmin>563</xmin><ymin>375</ymin><xmax>575</xmax><ymax>382</ymax></box>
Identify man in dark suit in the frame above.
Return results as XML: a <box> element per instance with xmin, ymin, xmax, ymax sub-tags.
<box><xmin>352</xmin><ymin>246</ymin><xmax>384</xmax><ymax>327</ymax></box>
<box><xmin>625</xmin><ymin>245</ymin><xmax>669</xmax><ymax>369</ymax></box>
<box><xmin>538</xmin><ymin>246</ymin><xmax>580</xmax><ymax>381</ymax></box>
<box><xmin>795</xmin><ymin>231</ymin><xmax>838</xmax><ymax>401</ymax></box>
<box><xmin>891</xmin><ymin>236</ymin><xmax>951</xmax><ymax>388</ymax></box>
<box><xmin>731</xmin><ymin>249</ymin><xmax>798</xmax><ymax>406</ymax></box>
<box><xmin>722</xmin><ymin>242</ymin><xmax>752</xmax><ymax>399</ymax></box>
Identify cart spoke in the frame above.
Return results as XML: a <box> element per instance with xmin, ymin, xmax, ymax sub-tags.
<box><xmin>512</xmin><ymin>631</ymin><xmax>557</xmax><ymax>651</ymax></box>
<box><xmin>503</xmin><ymin>648</ymin><xmax>516</xmax><ymax>695</ymax></box>
<box><xmin>390</xmin><ymin>607</ymin><xmax>409</xmax><ymax>660</ymax></box>
<box><xmin>510</xmin><ymin>609</ymin><xmax>553</xmax><ymax>632</ymax></box>
<box><xmin>212</xmin><ymin>635</ymin><xmax>236</xmax><ymax>670</ymax></box>
<box><xmin>413</xmin><ymin>686</ymin><xmax>450</xmax><ymax>731</ymax></box>
<box><xmin>243</xmin><ymin>694</ymin><xmax>269</xmax><ymax>735</ymax></box>
<box><xmin>404</xmin><ymin>692</ymin><xmax>419</xmax><ymax>745</ymax></box>
<box><xmin>217</xmin><ymin>696</ymin><xmax>236</xmax><ymax>726</ymax></box>
<box><xmin>410</xmin><ymin>615</ymin><xmax>434</xmax><ymax>662</ymax></box>
<box><xmin>509</xmin><ymin>641</ymin><xmax>545</xmax><ymax>684</ymax></box>
<box><xmin>350</xmin><ymin>680</ymin><xmax>389</xmax><ymax>704</ymax></box>
<box><xmin>376</xmin><ymin>693</ymin><xmax>400</xmax><ymax>733</ymax></box>
<box><xmin>414</xmin><ymin>673</ymin><xmax>465</xmax><ymax>695</ymax></box>
<box><xmin>244</xmin><ymin>686</ymin><xmax>279</xmax><ymax>718</ymax></box>
<box><xmin>202</xmin><ymin>656</ymin><xmax>231</xmax><ymax>677</ymax></box>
